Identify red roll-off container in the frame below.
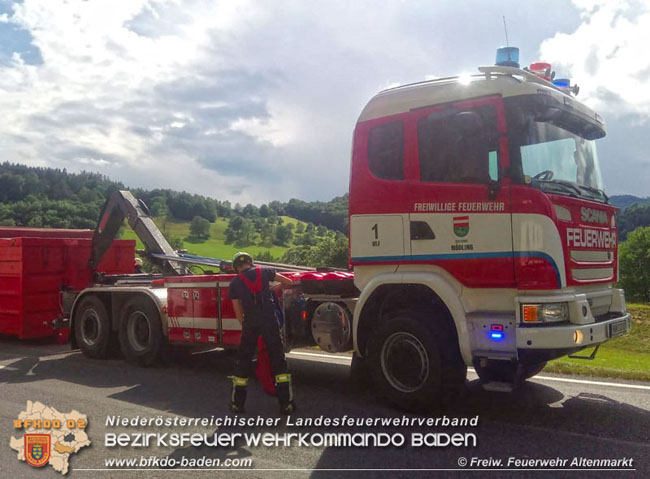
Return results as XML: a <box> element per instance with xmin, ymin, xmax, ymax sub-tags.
<box><xmin>0</xmin><ymin>235</ymin><xmax>135</xmax><ymax>340</ymax></box>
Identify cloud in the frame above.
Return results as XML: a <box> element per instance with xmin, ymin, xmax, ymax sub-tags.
<box><xmin>540</xmin><ymin>0</ymin><xmax>650</xmax><ymax>117</ymax></box>
<box><xmin>0</xmin><ymin>0</ymin><xmax>646</xmax><ymax>202</ymax></box>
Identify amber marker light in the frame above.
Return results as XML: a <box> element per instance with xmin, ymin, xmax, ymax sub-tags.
<box><xmin>522</xmin><ymin>305</ymin><xmax>539</xmax><ymax>323</ymax></box>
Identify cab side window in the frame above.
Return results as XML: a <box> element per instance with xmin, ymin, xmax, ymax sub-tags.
<box><xmin>418</xmin><ymin>106</ymin><xmax>499</xmax><ymax>183</ymax></box>
<box><xmin>368</xmin><ymin>120</ymin><xmax>404</xmax><ymax>180</ymax></box>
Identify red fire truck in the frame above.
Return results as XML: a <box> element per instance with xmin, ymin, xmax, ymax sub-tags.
<box><xmin>62</xmin><ymin>56</ymin><xmax>629</xmax><ymax>412</ymax></box>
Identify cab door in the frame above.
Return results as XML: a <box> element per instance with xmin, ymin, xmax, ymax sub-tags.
<box><xmin>406</xmin><ymin>96</ymin><xmax>515</xmax><ymax>288</ymax></box>
<box><xmin>349</xmin><ymin>114</ymin><xmax>411</xmax><ymax>266</ymax></box>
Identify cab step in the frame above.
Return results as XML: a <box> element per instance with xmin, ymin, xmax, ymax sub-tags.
<box><xmin>481</xmin><ymin>381</ymin><xmax>514</xmax><ymax>393</ymax></box>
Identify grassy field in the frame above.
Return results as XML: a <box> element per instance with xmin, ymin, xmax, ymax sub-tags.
<box><xmin>545</xmin><ymin>303</ymin><xmax>650</xmax><ymax>381</ymax></box>
<box><xmin>120</xmin><ymin>216</ymin><xmax>310</xmax><ymax>262</ymax></box>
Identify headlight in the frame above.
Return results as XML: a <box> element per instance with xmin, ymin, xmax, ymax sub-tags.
<box><xmin>522</xmin><ymin>303</ymin><xmax>569</xmax><ymax>323</ymax></box>
<box><xmin>541</xmin><ymin>303</ymin><xmax>568</xmax><ymax>322</ymax></box>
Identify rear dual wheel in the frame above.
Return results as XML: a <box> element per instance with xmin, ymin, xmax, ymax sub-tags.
<box><xmin>119</xmin><ymin>297</ymin><xmax>164</xmax><ymax>366</ymax></box>
<box><xmin>74</xmin><ymin>295</ymin><xmax>112</xmax><ymax>359</ymax></box>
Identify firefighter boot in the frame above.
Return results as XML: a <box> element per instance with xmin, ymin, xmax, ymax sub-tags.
<box><xmin>230</xmin><ymin>376</ymin><xmax>248</xmax><ymax>413</ymax></box>
<box><xmin>275</xmin><ymin>373</ymin><xmax>296</xmax><ymax>415</ymax></box>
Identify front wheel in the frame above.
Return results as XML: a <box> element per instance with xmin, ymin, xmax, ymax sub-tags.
<box><xmin>367</xmin><ymin>311</ymin><xmax>466</xmax><ymax>413</ymax></box>
<box><xmin>119</xmin><ymin>296</ymin><xmax>164</xmax><ymax>366</ymax></box>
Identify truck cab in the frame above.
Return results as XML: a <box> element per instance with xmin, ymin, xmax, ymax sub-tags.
<box><xmin>349</xmin><ymin>63</ymin><xmax>630</xmax><ymax>410</ymax></box>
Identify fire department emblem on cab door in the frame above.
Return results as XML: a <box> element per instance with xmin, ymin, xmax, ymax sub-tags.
<box><xmin>25</xmin><ymin>434</ymin><xmax>51</xmax><ymax>467</ymax></box>
<box><xmin>453</xmin><ymin>216</ymin><xmax>469</xmax><ymax>237</ymax></box>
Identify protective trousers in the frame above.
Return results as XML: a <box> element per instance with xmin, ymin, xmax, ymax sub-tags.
<box><xmin>231</xmin><ymin>314</ymin><xmax>294</xmax><ymax>413</ymax></box>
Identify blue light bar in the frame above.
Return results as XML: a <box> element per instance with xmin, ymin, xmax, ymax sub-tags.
<box><xmin>490</xmin><ymin>331</ymin><xmax>504</xmax><ymax>341</ymax></box>
<box><xmin>553</xmin><ymin>78</ymin><xmax>571</xmax><ymax>87</ymax></box>
<box><xmin>496</xmin><ymin>47</ymin><xmax>519</xmax><ymax>68</ymax></box>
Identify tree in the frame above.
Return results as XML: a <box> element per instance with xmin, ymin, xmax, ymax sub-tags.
<box><xmin>190</xmin><ymin>216</ymin><xmax>211</xmax><ymax>239</ymax></box>
<box><xmin>619</xmin><ymin>226</ymin><xmax>650</xmax><ymax>302</ymax></box>
<box><xmin>274</xmin><ymin>224</ymin><xmax>294</xmax><ymax>246</ymax></box>
<box><xmin>281</xmin><ymin>235</ymin><xmax>349</xmax><ymax>268</ymax></box>
<box><xmin>618</xmin><ymin>202</ymin><xmax>650</xmax><ymax>241</ymax></box>
<box><xmin>260</xmin><ymin>221</ymin><xmax>275</xmax><ymax>246</ymax></box>
<box><xmin>296</xmin><ymin>222</ymin><xmax>305</xmax><ymax>234</ymax></box>
<box><xmin>256</xmin><ymin>251</ymin><xmax>275</xmax><ymax>262</ymax></box>
<box><xmin>225</xmin><ymin>216</ymin><xmax>255</xmax><ymax>245</ymax></box>
<box><xmin>149</xmin><ymin>195</ymin><xmax>168</xmax><ymax>217</ymax></box>
<box><xmin>0</xmin><ymin>173</ymin><xmax>24</xmax><ymax>202</ymax></box>
<box><xmin>242</xmin><ymin>203</ymin><xmax>259</xmax><ymax>217</ymax></box>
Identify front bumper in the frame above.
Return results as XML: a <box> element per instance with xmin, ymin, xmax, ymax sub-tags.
<box><xmin>516</xmin><ymin>312</ymin><xmax>631</xmax><ymax>350</ymax></box>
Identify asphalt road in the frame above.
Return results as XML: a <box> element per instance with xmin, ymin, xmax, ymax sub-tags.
<box><xmin>0</xmin><ymin>338</ymin><xmax>648</xmax><ymax>479</ymax></box>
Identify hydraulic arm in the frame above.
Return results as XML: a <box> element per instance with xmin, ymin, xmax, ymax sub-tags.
<box><xmin>88</xmin><ymin>190</ymin><xmax>182</xmax><ymax>275</ymax></box>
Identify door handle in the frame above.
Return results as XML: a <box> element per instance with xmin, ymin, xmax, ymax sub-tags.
<box><xmin>410</xmin><ymin>221</ymin><xmax>435</xmax><ymax>240</ymax></box>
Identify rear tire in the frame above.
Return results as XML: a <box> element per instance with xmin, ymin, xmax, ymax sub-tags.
<box><xmin>119</xmin><ymin>296</ymin><xmax>164</xmax><ymax>366</ymax></box>
<box><xmin>74</xmin><ymin>295</ymin><xmax>111</xmax><ymax>359</ymax></box>
<box><xmin>367</xmin><ymin>310</ymin><xmax>466</xmax><ymax>413</ymax></box>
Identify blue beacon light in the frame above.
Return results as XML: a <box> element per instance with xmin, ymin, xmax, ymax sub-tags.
<box><xmin>496</xmin><ymin>47</ymin><xmax>520</xmax><ymax>68</ymax></box>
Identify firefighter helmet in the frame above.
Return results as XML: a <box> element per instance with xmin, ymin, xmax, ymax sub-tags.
<box><xmin>232</xmin><ymin>252</ymin><xmax>253</xmax><ymax>272</ymax></box>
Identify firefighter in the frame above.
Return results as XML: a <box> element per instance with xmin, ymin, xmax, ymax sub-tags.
<box><xmin>228</xmin><ymin>252</ymin><xmax>296</xmax><ymax>414</ymax></box>
<box><xmin>134</xmin><ymin>257</ymin><xmax>144</xmax><ymax>273</ymax></box>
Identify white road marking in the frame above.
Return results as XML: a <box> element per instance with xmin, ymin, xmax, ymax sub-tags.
<box><xmin>287</xmin><ymin>351</ymin><xmax>650</xmax><ymax>391</ymax></box>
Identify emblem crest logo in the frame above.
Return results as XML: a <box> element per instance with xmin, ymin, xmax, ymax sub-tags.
<box><xmin>453</xmin><ymin>216</ymin><xmax>469</xmax><ymax>237</ymax></box>
<box><xmin>25</xmin><ymin>434</ymin><xmax>51</xmax><ymax>467</ymax></box>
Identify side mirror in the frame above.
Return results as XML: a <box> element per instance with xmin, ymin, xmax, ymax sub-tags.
<box><xmin>488</xmin><ymin>178</ymin><xmax>501</xmax><ymax>200</ymax></box>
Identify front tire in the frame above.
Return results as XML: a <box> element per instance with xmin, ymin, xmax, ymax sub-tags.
<box><xmin>74</xmin><ymin>295</ymin><xmax>111</xmax><ymax>359</ymax></box>
<box><xmin>119</xmin><ymin>296</ymin><xmax>164</xmax><ymax>366</ymax></box>
<box><xmin>367</xmin><ymin>311</ymin><xmax>466</xmax><ymax>413</ymax></box>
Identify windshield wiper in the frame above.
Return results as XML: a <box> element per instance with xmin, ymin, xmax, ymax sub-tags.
<box><xmin>535</xmin><ymin>179</ymin><xmax>581</xmax><ymax>198</ymax></box>
<box><xmin>575</xmin><ymin>184</ymin><xmax>609</xmax><ymax>203</ymax></box>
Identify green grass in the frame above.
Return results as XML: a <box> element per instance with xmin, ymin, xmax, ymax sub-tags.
<box><xmin>120</xmin><ymin>216</ymin><xmax>314</xmax><ymax>263</ymax></box>
<box><xmin>545</xmin><ymin>303</ymin><xmax>650</xmax><ymax>381</ymax></box>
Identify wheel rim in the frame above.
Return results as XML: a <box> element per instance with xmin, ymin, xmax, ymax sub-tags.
<box><xmin>127</xmin><ymin>310</ymin><xmax>152</xmax><ymax>353</ymax></box>
<box><xmin>80</xmin><ymin>308</ymin><xmax>101</xmax><ymax>346</ymax></box>
<box><xmin>380</xmin><ymin>332</ymin><xmax>429</xmax><ymax>393</ymax></box>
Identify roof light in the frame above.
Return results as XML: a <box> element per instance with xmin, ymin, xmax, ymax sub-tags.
<box><xmin>553</xmin><ymin>78</ymin><xmax>571</xmax><ymax>87</ymax></box>
<box><xmin>528</xmin><ymin>62</ymin><xmax>553</xmax><ymax>81</ymax></box>
<box><xmin>495</xmin><ymin>46</ymin><xmax>519</xmax><ymax>68</ymax></box>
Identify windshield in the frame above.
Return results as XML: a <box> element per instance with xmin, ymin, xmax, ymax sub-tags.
<box><xmin>506</xmin><ymin>97</ymin><xmax>607</xmax><ymax>202</ymax></box>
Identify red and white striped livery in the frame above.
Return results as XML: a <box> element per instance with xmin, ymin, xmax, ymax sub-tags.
<box><xmin>348</xmin><ymin>63</ymin><xmax>630</xmax><ymax>406</ymax></box>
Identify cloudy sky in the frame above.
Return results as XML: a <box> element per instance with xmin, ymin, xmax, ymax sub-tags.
<box><xmin>0</xmin><ymin>0</ymin><xmax>648</xmax><ymax>204</ymax></box>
